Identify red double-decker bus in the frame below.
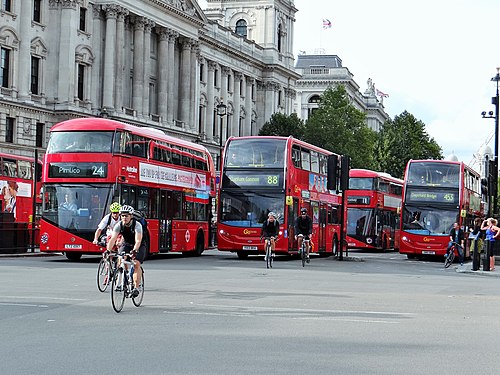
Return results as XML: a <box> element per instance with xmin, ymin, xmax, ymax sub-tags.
<box><xmin>0</xmin><ymin>152</ymin><xmax>42</xmax><ymax>250</ymax></box>
<box><xmin>217</xmin><ymin>136</ymin><xmax>345</xmax><ymax>258</ymax></box>
<box><xmin>346</xmin><ymin>169</ymin><xmax>403</xmax><ymax>251</ymax></box>
<box><xmin>399</xmin><ymin>159</ymin><xmax>483</xmax><ymax>259</ymax></box>
<box><xmin>39</xmin><ymin>118</ymin><xmax>216</xmax><ymax>260</ymax></box>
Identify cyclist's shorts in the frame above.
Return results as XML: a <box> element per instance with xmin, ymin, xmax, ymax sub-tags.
<box><xmin>119</xmin><ymin>243</ymin><xmax>146</xmax><ymax>263</ymax></box>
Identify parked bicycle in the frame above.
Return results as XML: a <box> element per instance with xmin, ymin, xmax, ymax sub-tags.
<box><xmin>444</xmin><ymin>241</ymin><xmax>459</xmax><ymax>268</ymax></box>
<box><xmin>263</xmin><ymin>236</ymin><xmax>276</xmax><ymax>269</ymax></box>
<box><xmin>97</xmin><ymin>250</ymin><xmax>118</xmax><ymax>292</ymax></box>
<box><xmin>298</xmin><ymin>235</ymin><xmax>310</xmax><ymax>267</ymax></box>
<box><xmin>111</xmin><ymin>252</ymin><xmax>144</xmax><ymax>313</ymax></box>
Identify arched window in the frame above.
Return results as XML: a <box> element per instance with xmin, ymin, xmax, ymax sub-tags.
<box><xmin>308</xmin><ymin>95</ymin><xmax>321</xmax><ymax>104</ymax></box>
<box><xmin>235</xmin><ymin>19</ymin><xmax>247</xmax><ymax>38</ymax></box>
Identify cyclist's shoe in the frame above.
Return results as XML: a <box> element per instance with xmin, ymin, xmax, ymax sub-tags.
<box><xmin>306</xmin><ymin>256</ymin><xmax>310</xmax><ymax>263</ymax></box>
<box><xmin>264</xmin><ymin>255</ymin><xmax>267</xmax><ymax>262</ymax></box>
<box><xmin>272</xmin><ymin>252</ymin><xmax>275</xmax><ymax>258</ymax></box>
<box><xmin>131</xmin><ymin>288</ymin><xmax>140</xmax><ymax>298</ymax></box>
<box><xmin>115</xmin><ymin>286</ymin><xmax>122</xmax><ymax>292</ymax></box>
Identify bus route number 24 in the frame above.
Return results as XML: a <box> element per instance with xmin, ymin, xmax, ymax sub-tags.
<box><xmin>92</xmin><ymin>165</ymin><xmax>106</xmax><ymax>177</ymax></box>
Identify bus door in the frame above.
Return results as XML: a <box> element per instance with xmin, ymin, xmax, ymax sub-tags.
<box><xmin>318</xmin><ymin>203</ymin><xmax>327</xmax><ymax>251</ymax></box>
<box><xmin>159</xmin><ymin>190</ymin><xmax>172</xmax><ymax>252</ymax></box>
<box><xmin>288</xmin><ymin>200</ymin><xmax>299</xmax><ymax>252</ymax></box>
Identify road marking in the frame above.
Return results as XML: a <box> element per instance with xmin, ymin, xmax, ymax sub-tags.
<box><xmin>4</xmin><ymin>295</ymin><xmax>86</xmax><ymax>301</ymax></box>
<box><xmin>0</xmin><ymin>302</ymin><xmax>48</xmax><ymax>308</ymax></box>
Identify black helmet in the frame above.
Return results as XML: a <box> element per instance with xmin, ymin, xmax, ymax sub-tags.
<box><xmin>300</xmin><ymin>208</ymin><xmax>307</xmax><ymax>214</ymax></box>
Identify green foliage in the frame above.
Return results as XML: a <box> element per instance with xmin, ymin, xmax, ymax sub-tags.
<box><xmin>374</xmin><ymin>111</ymin><xmax>443</xmax><ymax>178</ymax></box>
<box><xmin>258</xmin><ymin>112</ymin><xmax>306</xmax><ymax>138</ymax></box>
<box><xmin>304</xmin><ymin>85</ymin><xmax>377</xmax><ymax>169</ymax></box>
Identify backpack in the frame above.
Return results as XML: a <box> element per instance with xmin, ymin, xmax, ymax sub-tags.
<box><xmin>119</xmin><ymin>210</ymin><xmax>149</xmax><ymax>246</ymax></box>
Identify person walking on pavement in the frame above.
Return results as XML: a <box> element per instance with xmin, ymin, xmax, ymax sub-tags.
<box><xmin>480</xmin><ymin>218</ymin><xmax>499</xmax><ymax>271</ymax></box>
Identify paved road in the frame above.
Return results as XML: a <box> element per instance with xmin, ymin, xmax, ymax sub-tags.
<box><xmin>1</xmin><ymin>250</ymin><xmax>499</xmax><ymax>375</ymax></box>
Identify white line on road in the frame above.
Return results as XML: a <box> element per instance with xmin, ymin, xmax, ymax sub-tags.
<box><xmin>4</xmin><ymin>295</ymin><xmax>86</xmax><ymax>301</ymax></box>
<box><xmin>0</xmin><ymin>302</ymin><xmax>48</xmax><ymax>308</ymax></box>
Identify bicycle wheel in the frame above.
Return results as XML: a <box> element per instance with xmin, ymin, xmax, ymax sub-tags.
<box><xmin>97</xmin><ymin>258</ymin><xmax>111</xmax><ymax>292</ymax></box>
<box><xmin>301</xmin><ymin>243</ymin><xmax>306</xmax><ymax>267</ymax></box>
<box><xmin>269</xmin><ymin>248</ymin><xmax>273</xmax><ymax>268</ymax></box>
<box><xmin>444</xmin><ymin>249</ymin><xmax>455</xmax><ymax>269</ymax></box>
<box><xmin>111</xmin><ymin>268</ymin><xmax>126</xmax><ymax>313</ymax></box>
<box><xmin>132</xmin><ymin>267</ymin><xmax>145</xmax><ymax>307</ymax></box>
<box><xmin>266</xmin><ymin>243</ymin><xmax>271</xmax><ymax>269</ymax></box>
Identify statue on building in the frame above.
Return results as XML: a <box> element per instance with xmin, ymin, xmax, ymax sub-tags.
<box><xmin>365</xmin><ymin>78</ymin><xmax>376</xmax><ymax>96</ymax></box>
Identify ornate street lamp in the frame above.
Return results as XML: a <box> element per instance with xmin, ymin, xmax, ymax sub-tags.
<box><xmin>216</xmin><ymin>101</ymin><xmax>227</xmax><ymax>171</ymax></box>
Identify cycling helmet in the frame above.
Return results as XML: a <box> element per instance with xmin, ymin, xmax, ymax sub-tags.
<box><xmin>119</xmin><ymin>205</ymin><xmax>135</xmax><ymax>215</ymax></box>
<box><xmin>268</xmin><ymin>212</ymin><xmax>277</xmax><ymax>218</ymax></box>
<box><xmin>109</xmin><ymin>202</ymin><xmax>121</xmax><ymax>213</ymax></box>
<box><xmin>300</xmin><ymin>208</ymin><xmax>307</xmax><ymax>214</ymax></box>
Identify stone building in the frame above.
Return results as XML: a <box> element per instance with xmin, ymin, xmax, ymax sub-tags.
<box><xmin>294</xmin><ymin>54</ymin><xmax>389</xmax><ymax>132</ymax></box>
<box><xmin>0</xmin><ymin>0</ymin><xmax>299</xmax><ymax>166</ymax></box>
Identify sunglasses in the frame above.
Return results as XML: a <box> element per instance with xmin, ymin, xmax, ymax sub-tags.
<box><xmin>120</xmin><ymin>214</ymin><xmax>130</xmax><ymax>217</ymax></box>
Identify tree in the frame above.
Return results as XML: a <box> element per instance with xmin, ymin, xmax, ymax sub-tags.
<box><xmin>304</xmin><ymin>85</ymin><xmax>377</xmax><ymax>169</ymax></box>
<box><xmin>374</xmin><ymin>111</ymin><xmax>443</xmax><ymax>178</ymax></box>
<box><xmin>258</xmin><ymin>112</ymin><xmax>306</xmax><ymax>138</ymax></box>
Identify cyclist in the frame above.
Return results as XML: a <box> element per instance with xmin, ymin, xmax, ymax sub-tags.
<box><xmin>107</xmin><ymin>205</ymin><xmax>145</xmax><ymax>297</ymax></box>
<box><xmin>92</xmin><ymin>202</ymin><xmax>121</xmax><ymax>245</ymax></box>
<box><xmin>446</xmin><ymin>222</ymin><xmax>465</xmax><ymax>266</ymax></box>
<box><xmin>295</xmin><ymin>207</ymin><xmax>312</xmax><ymax>263</ymax></box>
<box><xmin>261</xmin><ymin>212</ymin><xmax>279</xmax><ymax>260</ymax></box>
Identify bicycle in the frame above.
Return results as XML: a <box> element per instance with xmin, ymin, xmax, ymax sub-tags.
<box><xmin>297</xmin><ymin>234</ymin><xmax>310</xmax><ymax>267</ymax></box>
<box><xmin>111</xmin><ymin>252</ymin><xmax>144</xmax><ymax>313</ymax></box>
<box><xmin>444</xmin><ymin>241</ymin><xmax>459</xmax><ymax>268</ymax></box>
<box><xmin>263</xmin><ymin>236</ymin><xmax>275</xmax><ymax>269</ymax></box>
<box><xmin>97</xmin><ymin>250</ymin><xmax>118</xmax><ymax>292</ymax></box>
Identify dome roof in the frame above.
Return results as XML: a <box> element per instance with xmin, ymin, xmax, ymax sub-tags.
<box><xmin>445</xmin><ymin>153</ymin><xmax>459</xmax><ymax>162</ymax></box>
<box><xmin>479</xmin><ymin>145</ymin><xmax>493</xmax><ymax>157</ymax></box>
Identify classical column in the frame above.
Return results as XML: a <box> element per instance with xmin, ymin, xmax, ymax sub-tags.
<box><xmin>142</xmin><ymin>20</ymin><xmax>155</xmax><ymax>117</ymax></box>
<box><xmin>245</xmin><ymin>77</ymin><xmax>253</xmax><ymax>136</ymax></box>
<box><xmin>232</xmin><ymin>72</ymin><xmax>242</xmax><ymax>137</ymax></box>
<box><xmin>179</xmin><ymin>38</ymin><xmax>192</xmax><ymax>127</ymax></box>
<box><xmin>190</xmin><ymin>42</ymin><xmax>199</xmax><ymax>130</ymax></box>
<box><xmin>114</xmin><ymin>8</ymin><xmax>128</xmax><ymax>112</ymax></box>
<box><xmin>157</xmin><ymin>28</ymin><xmax>169</xmax><ymax>122</ymax></box>
<box><xmin>57</xmin><ymin>0</ymin><xmax>78</xmax><ymax>104</ymax></box>
<box><xmin>206</xmin><ymin>61</ymin><xmax>216</xmax><ymax>141</ymax></box>
<box><xmin>102</xmin><ymin>4</ymin><xmax>119</xmax><ymax>109</ymax></box>
<box><xmin>167</xmin><ymin>31</ymin><xmax>178</xmax><ymax>125</ymax></box>
<box><xmin>90</xmin><ymin>4</ymin><xmax>102</xmax><ymax>110</ymax></box>
<box><xmin>132</xmin><ymin>16</ymin><xmax>146</xmax><ymax>115</ymax></box>
<box><xmin>17</xmin><ymin>0</ymin><xmax>32</xmax><ymax>100</ymax></box>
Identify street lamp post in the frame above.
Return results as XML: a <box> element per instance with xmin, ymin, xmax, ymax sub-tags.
<box><xmin>482</xmin><ymin>67</ymin><xmax>500</xmax><ymax>217</ymax></box>
<box><xmin>216</xmin><ymin>101</ymin><xmax>227</xmax><ymax>171</ymax></box>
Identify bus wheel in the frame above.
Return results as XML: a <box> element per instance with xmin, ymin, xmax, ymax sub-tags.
<box><xmin>332</xmin><ymin>236</ymin><xmax>339</xmax><ymax>257</ymax></box>
<box><xmin>406</xmin><ymin>254</ymin><xmax>416</xmax><ymax>259</ymax></box>
<box><xmin>237</xmin><ymin>252</ymin><xmax>248</xmax><ymax>259</ymax></box>
<box><xmin>194</xmin><ymin>232</ymin><xmax>204</xmax><ymax>256</ymax></box>
<box><xmin>382</xmin><ymin>236</ymin><xmax>388</xmax><ymax>251</ymax></box>
<box><xmin>65</xmin><ymin>252</ymin><xmax>82</xmax><ymax>261</ymax></box>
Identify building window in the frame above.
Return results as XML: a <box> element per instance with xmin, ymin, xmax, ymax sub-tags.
<box><xmin>199</xmin><ymin>63</ymin><xmax>204</xmax><ymax>82</ymax></box>
<box><xmin>235</xmin><ymin>19</ymin><xmax>247</xmax><ymax>38</ymax></box>
<box><xmin>33</xmin><ymin>0</ymin><xmax>41</xmax><ymax>23</ymax></box>
<box><xmin>277</xmin><ymin>24</ymin><xmax>283</xmax><ymax>53</ymax></box>
<box><xmin>79</xmin><ymin>7</ymin><xmax>87</xmax><ymax>32</ymax></box>
<box><xmin>77</xmin><ymin>63</ymin><xmax>85</xmax><ymax>100</ymax></box>
<box><xmin>252</xmin><ymin>83</ymin><xmax>255</xmax><ymax>100</ymax></box>
<box><xmin>6</xmin><ymin>117</ymin><xmax>14</xmax><ymax>143</ymax></box>
<box><xmin>227</xmin><ymin>74</ymin><xmax>232</xmax><ymax>92</ymax></box>
<box><xmin>278</xmin><ymin>90</ymin><xmax>282</xmax><ymax>106</ymax></box>
<box><xmin>0</xmin><ymin>48</ymin><xmax>10</xmax><ymax>88</ymax></box>
<box><xmin>36</xmin><ymin>122</ymin><xmax>44</xmax><ymax>147</ymax></box>
<box><xmin>31</xmin><ymin>56</ymin><xmax>40</xmax><ymax>95</ymax></box>
<box><xmin>2</xmin><ymin>0</ymin><xmax>12</xmax><ymax>12</ymax></box>
<box><xmin>214</xmin><ymin>69</ymin><xmax>218</xmax><ymax>87</ymax></box>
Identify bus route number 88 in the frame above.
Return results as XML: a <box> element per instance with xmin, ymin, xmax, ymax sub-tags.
<box><xmin>267</xmin><ymin>175</ymin><xmax>279</xmax><ymax>186</ymax></box>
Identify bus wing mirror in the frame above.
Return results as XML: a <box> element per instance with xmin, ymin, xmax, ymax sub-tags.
<box><xmin>327</xmin><ymin>155</ymin><xmax>339</xmax><ymax>191</ymax></box>
<box><xmin>340</xmin><ymin>155</ymin><xmax>350</xmax><ymax>191</ymax></box>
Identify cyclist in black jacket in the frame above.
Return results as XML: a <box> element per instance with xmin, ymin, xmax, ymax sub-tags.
<box><xmin>295</xmin><ymin>207</ymin><xmax>312</xmax><ymax>262</ymax></box>
<box><xmin>261</xmin><ymin>212</ymin><xmax>279</xmax><ymax>260</ymax></box>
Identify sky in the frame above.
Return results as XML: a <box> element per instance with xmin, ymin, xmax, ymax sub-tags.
<box><xmin>197</xmin><ymin>0</ymin><xmax>500</xmax><ymax>170</ymax></box>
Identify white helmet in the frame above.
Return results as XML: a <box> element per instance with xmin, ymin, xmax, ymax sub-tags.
<box><xmin>119</xmin><ymin>205</ymin><xmax>135</xmax><ymax>215</ymax></box>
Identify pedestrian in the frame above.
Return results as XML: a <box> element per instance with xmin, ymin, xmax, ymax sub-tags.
<box><xmin>480</xmin><ymin>218</ymin><xmax>499</xmax><ymax>271</ymax></box>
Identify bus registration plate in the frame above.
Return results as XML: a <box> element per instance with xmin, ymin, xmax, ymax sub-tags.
<box><xmin>64</xmin><ymin>244</ymin><xmax>82</xmax><ymax>249</ymax></box>
<box><xmin>242</xmin><ymin>246</ymin><xmax>257</xmax><ymax>250</ymax></box>
<box><xmin>422</xmin><ymin>250</ymin><xmax>435</xmax><ymax>255</ymax></box>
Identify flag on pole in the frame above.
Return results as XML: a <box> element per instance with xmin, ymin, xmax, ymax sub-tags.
<box><xmin>322</xmin><ymin>19</ymin><xmax>332</xmax><ymax>29</ymax></box>
<box><xmin>376</xmin><ymin>89</ymin><xmax>389</xmax><ymax>98</ymax></box>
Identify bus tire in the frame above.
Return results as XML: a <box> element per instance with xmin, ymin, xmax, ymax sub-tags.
<box><xmin>382</xmin><ymin>236</ymin><xmax>388</xmax><ymax>251</ymax></box>
<box><xmin>65</xmin><ymin>252</ymin><xmax>82</xmax><ymax>261</ymax></box>
<box><xmin>406</xmin><ymin>254</ymin><xmax>416</xmax><ymax>259</ymax></box>
<box><xmin>332</xmin><ymin>236</ymin><xmax>339</xmax><ymax>257</ymax></box>
<box><xmin>194</xmin><ymin>231</ymin><xmax>204</xmax><ymax>256</ymax></box>
<box><xmin>237</xmin><ymin>252</ymin><xmax>248</xmax><ymax>259</ymax></box>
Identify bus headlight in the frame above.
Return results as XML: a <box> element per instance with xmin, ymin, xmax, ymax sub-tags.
<box><xmin>402</xmin><ymin>236</ymin><xmax>410</xmax><ymax>243</ymax></box>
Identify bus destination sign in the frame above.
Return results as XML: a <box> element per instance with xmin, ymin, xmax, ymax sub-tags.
<box><xmin>49</xmin><ymin>163</ymin><xmax>108</xmax><ymax>178</ymax></box>
<box><xmin>407</xmin><ymin>189</ymin><xmax>458</xmax><ymax>204</ymax></box>
<box><xmin>223</xmin><ymin>171</ymin><xmax>282</xmax><ymax>188</ymax></box>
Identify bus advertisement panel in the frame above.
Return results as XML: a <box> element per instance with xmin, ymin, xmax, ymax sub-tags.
<box><xmin>0</xmin><ymin>153</ymin><xmax>42</xmax><ymax>249</ymax></box>
<box><xmin>39</xmin><ymin>118</ymin><xmax>215</xmax><ymax>260</ymax></box>
<box><xmin>346</xmin><ymin>169</ymin><xmax>403</xmax><ymax>250</ymax></box>
<box><xmin>399</xmin><ymin>160</ymin><xmax>483</xmax><ymax>258</ymax></box>
<box><xmin>217</xmin><ymin>136</ymin><xmax>344</xmax><ymax>259</ymax></box>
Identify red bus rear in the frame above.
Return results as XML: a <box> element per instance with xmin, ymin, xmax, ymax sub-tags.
<box><xmin>39</xmin><ymin>118</ymin><xmax>215</xmax><ymax>260</ymax></box>
<box><xmin>217</xmin><ymin>136</ymin><xmax>345</xmax><ymax>258</ymax></box>
<box><xmin>346</xmin><ymin>169</ymin><xmax>403</xmax><ymax>250</ymax></box>
<box><xmin>0</xmin><ymin>152</ymin><xmax>42</xmax><ymax>251</ymax></box>
<box><xmin>399</xmin><ymin>160</ymin><xmax>483</xmax><ymax>259</ymax></box>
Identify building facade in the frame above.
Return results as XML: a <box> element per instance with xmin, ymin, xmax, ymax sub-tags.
<box><xmin>294</xmin><ymin>54</ymin><xmax>389</xmax><ymax>132</ymax></box>
<box><xmin>0</xmin><ymin>0</ymin><xmax>299</xmax><ymax>165</ymax></box>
